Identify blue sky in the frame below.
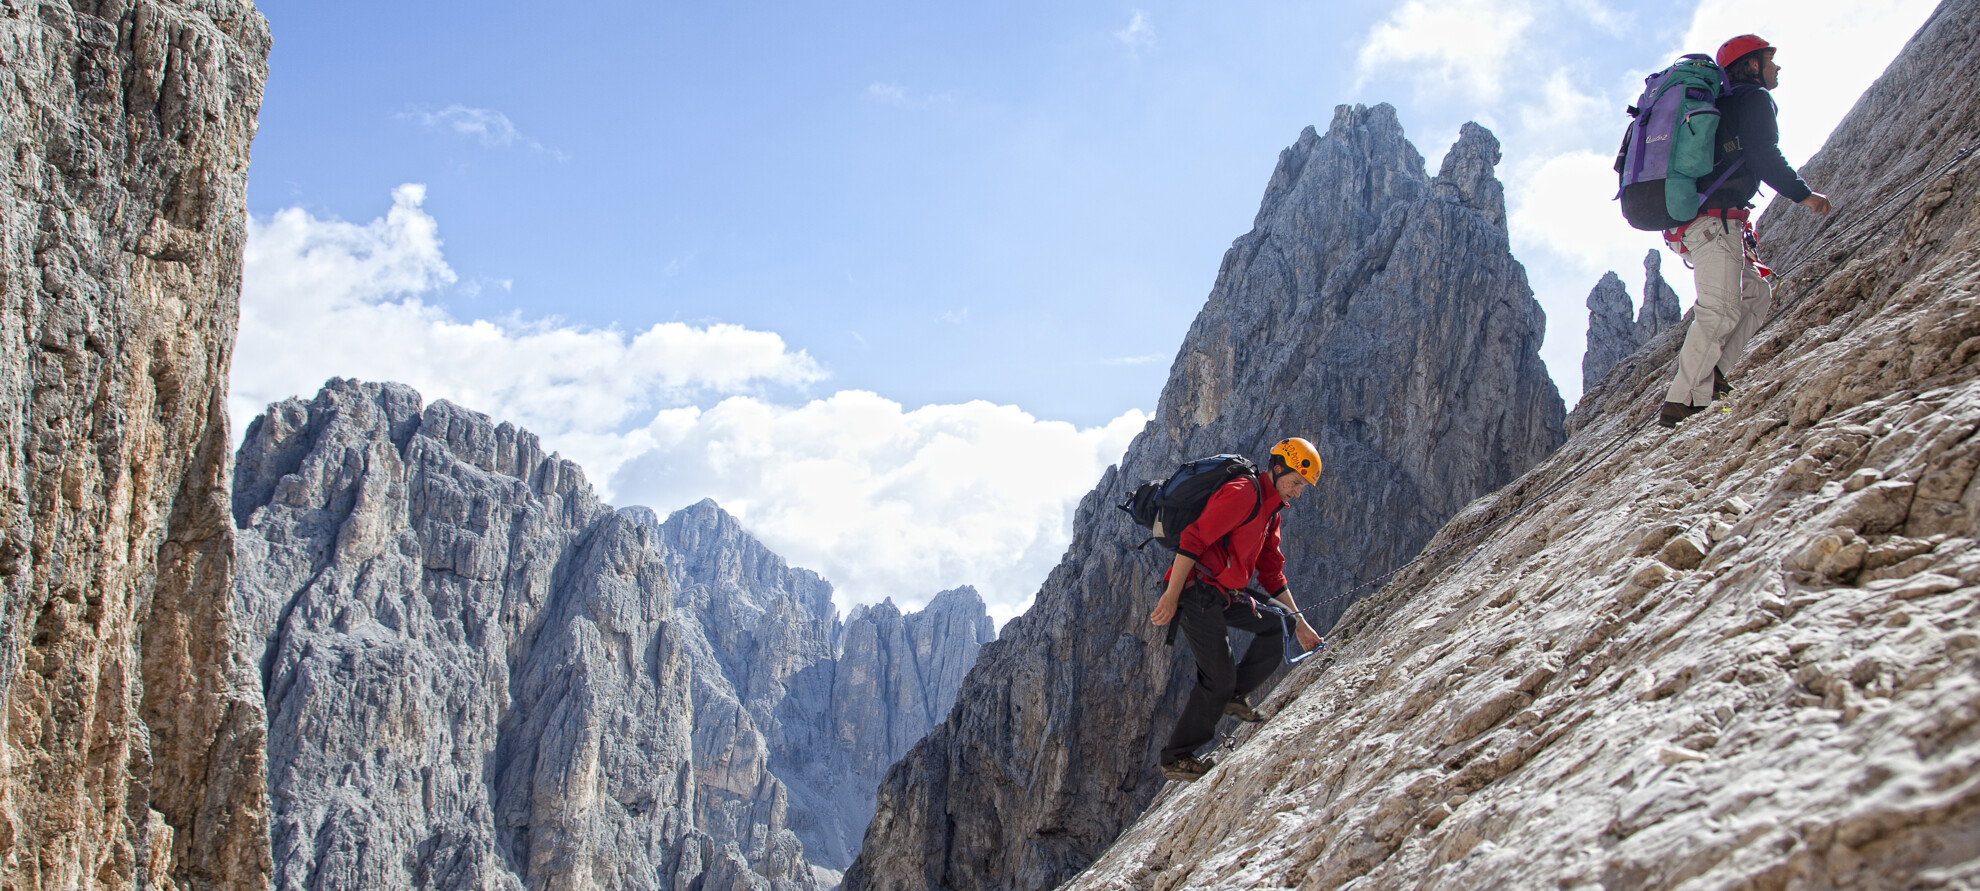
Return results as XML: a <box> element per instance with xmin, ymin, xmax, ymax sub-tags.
<box><xmin>236</xmin><ymin>0</ymin><xmax>1938</xmax><ymax>622</ymax></box>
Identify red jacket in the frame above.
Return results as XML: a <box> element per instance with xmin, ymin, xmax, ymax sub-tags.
<box><xmin>1164</xmin><ymin>474</ymin><xmax>1287</xmax><ymax>595</ymax></box>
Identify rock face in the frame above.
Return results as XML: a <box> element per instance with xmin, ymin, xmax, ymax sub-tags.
<box><xmin>1059</xmin><ymin>2</ymin><xmax>1980</xmax><ymax>887</ymax></box>
<box><xmin>845</xmin><ymin>106</ymin><xmax>1565</xmax><ymax>891</ymax></box>
<box><xmin>236</xmin><ymin>384</ymin><xmax>993</xmax><ymax>889</ymax></box>
<box><xmin>636</xmin><ymin>499</ymin><xmax>994</xmax><ymax>872</ymax></box>
<box><xmin>1638</xmin><ymin>249</ymin><xmax>1682</xmax><ymax>340</ymax></box>
<box><xmin>0</xmin><ymin>3</ymin><xmax>271</xmax><ymax>889</ymax></box>
<box><xmin>235</xmin><ymin>380</ymin><xmax>816</xmax><ymax>891</ymax></box>
<box><xmin>1582</xmin><ymin>250</ymin><xmax>1685</xmax><ymax>394</ymax></box>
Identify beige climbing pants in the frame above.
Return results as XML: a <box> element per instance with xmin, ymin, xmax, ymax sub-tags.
<box><xmin>1666</xmin><ymin>217</ymin><xmax>1772</xmax><ymax>407</ymax></box>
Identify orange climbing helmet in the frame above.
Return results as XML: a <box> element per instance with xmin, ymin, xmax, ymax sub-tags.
<box><xmin>1270</xmin><ymin>437</ymin><xmax>1322</xmax><ymax>485</ymax></box>
<box><xmin>1716</xmin><ymin>34</ymin><xmax>1772</xmax><ymax>69</ymax></box>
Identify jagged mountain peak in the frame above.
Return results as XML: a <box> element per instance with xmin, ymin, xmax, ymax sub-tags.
<box><xmin>1252</xmin><ymin>102</ymin><xmax>1428</xmax><ymax>232</ymax></box>
<box><xmin>847</xmin><ymin>101</ymin><xmax>1563</xmax><ymax>891</ymax></box>
<box><xmin>1433</xmin><ymin>121</ymin><xmax>1506</xmax><ymax>227</ymax></box>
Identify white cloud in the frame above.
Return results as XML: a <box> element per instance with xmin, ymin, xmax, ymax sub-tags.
<box><xmin>864</xmin><ymin>82</ymin><xmax>908</xmax><ymax>105</ymax></box>
<box><xmin>1356</xmin><ymin>0</ymin><xmax>1536</xmax><ymax>101</ymax></box>
<box><xmin>610</xmin><ymin>394</ymin><xmax>1146</xmax><ymax>626</ymax></box>
<box><xmin>1675</xmin><ymin>0</ymin><xmax>1938</xmax><ymax>164</ymax></box>
<box><xmin>234</xmin><ymin>184</ymin><xmax>825</xmax><ymax>470</ymax></box>
<box><xmin>401</xmin><ymin>104</ymin><xmax>564</xmax><ymax>157</ymax></box>
<box><xmin>234</xmin><ymin>186</ymin><xmax>1144</xmax><ymax>626</ymax></box>
<box><xmin>1518</xmin><ymin>70</ymin><xmax>1604</xmax><ymax>139</ymax></box>
<box><xmin>1563</xmin><ymin>0</ymin><xmax>1630</xmax><ymax>36</ymax></box>
<box><xmin>1115</xmin><ymin>10</ymin><xmax>1155</xmax><ymax>52</ymax></box>
<box><xmin>862</xmin><ymin>82</ymin><xmax>955</xmax><ymax>109</ymax></box>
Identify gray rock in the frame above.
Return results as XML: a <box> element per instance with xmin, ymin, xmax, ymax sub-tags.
<box><xmin>845</xmin><ymin>105</ymin><xmax>1565</xmax><ymax>891</ymax></box>
<box><xmin>636</xmin><ymin>500</ymin><xmax>993</xmax><ymax>870</ymax></box>
<box><xmin>1637</xmin><ymin>250</ymin><xmax>1682</xmax><ymax>339</ymax></box>
<box><xmin>1582</xmin><ymin>272</ymin><xmax>1637</xmax><ymax>394</ymax></box>
<box><xmin>235</xmin><ymin>380</ymin><xmax>816</xmax><ymax>891</ymax></box>
<box><xmin>1581</xmin><ymin>251</ymin><xmax>1684</xmax><ymax>395</ymax></box>
<box><xmin>0</xmin><ymin>2</ymin><xmax>272</xmax><ymax>888</ymax></box>
<box><xmin>1065</xmin><ymin>4</ymin><xmax>1980</xmax><ymax>886</ymax></box>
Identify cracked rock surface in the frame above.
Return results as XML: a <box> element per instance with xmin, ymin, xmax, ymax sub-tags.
<box><xmin>1061</xmin><ymin>2</ymin><xmax>1980</xmax><ymax>887</ymax></box>
<box><xmin>1583</xmin><ymin>250</ymin><xmax>1684</xmax><ymax>395</ymax></box>
<box><xmin>846</xmin><ymin>106</ymin><xmax>1564</xmax><ymax>891</ymax></box>
<box><xmin>236</xmin><ymin>381</ymin><xmax>991</xmax><ymax>890</ymax></box>
<box><xmin>0</xmin><ymin>2</ymin><xmax>272</xmax><ymax>888</ymax></box>
<box><xmin>235</xmin><ymin>380</ymin><xmax>816</xmax><ymax>891</ymax></box>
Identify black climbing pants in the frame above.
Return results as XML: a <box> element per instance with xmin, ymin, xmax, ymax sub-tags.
<box><xmin>1163</xmin><ymin>584</ymin><xmax>1285</xmax><ymax>764</ymax></box>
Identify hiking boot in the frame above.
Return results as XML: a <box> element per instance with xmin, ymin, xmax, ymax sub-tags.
<box><xmin>1658</xmin><ymin>401</ymin><xmax>1706</xmax><ymax>428</ymax></box>
<box><xmin>1224</xmin><ymin>695</ymin><xmax>1264</xmax><ymax>723</ymax></box>
<box><xmin>1713</xmin><ymin>369</ymin><xmax>1734</xmax><ymax>400</ymax></box>
<box><xmin>1161</xmin><ymin>755</ymin><xmax>1216</xmax><ymax>782</ymax></box>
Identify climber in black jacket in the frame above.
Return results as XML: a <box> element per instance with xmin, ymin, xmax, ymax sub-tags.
<box><xmin>1659</xmin><ymin>35</ymin><xmax>1833</xmax><ymax>429</ymax></box>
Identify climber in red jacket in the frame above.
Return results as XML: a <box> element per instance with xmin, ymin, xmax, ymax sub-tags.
<box><xmin>1149</xmin><ymin>437</ymin><xmax>1325</xmax><ymax>782</ymax></box>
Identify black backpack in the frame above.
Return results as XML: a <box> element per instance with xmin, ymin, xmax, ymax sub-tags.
<box><xmin>1117</xmin><ymin>455</ymin><xmax>1262</xmax><ymax>550</ymax></box>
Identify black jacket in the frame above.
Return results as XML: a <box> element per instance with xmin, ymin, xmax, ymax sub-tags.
<box><xmin>1702</xmin><ymin>82</ymin><xmax>1814</xmax><ymax>210</ymax></box>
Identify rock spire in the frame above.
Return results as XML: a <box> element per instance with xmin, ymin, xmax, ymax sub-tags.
<box><xmin>1582</xmin><ymin>249</ymin><xmax>1685</xmax><ymax>394</ymax></box>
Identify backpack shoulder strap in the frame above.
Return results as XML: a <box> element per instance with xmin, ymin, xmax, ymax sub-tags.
<box><xmin>1218</xmin><ymin>473</ymin><xmax>1265</xmax><ymax>550</ymax></box>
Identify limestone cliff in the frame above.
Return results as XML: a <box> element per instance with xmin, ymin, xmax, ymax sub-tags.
<box><xmin>237</xmin><ymin>384</ymin><xmax>992</xmax><ymax>889</ymax></box>
<box><xmin>0</xmin><ymin>2</ymin><xmax>270</xmax><ymax>888</ymax></box>
<box><xmin>845</xmin><ymin>107</ymin><xmax>1565</xmax><ymax>891</ymax></box>
<box><xmin>1583</xmin><ymin>250</ymin><xmax>1684</xmax><ymax>395</ymax></box>
<box><xmin>1061</xmin><ymin>1</ymin><xmax>1980</xmax><ymax>886</ymax></box>
<box><xmin>636</xmin><ymin>500</ymin><xmax>993</xmax><ymax>872</ymax></box>
<box><xmin>234</xmin><ymin>381</ymin><xmax>815</xmax><ymax>891</ymax></box>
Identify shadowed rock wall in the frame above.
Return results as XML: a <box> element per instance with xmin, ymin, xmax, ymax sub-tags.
<box><xmin>0</xmin><ymin>2</ymin><xmax>271</xmax><ymax>888</ymax></box>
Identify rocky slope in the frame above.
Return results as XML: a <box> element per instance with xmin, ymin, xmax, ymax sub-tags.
<box><xmin>0</xmin><ymin>3</ymin><xmax>270</xmax><ymax>889</ymax></box>
<box><xmin>1583</xmin><ymin>250</ymin><xmax>1684</xmax><ymax>394</ymax></box>
<box><xmin>1060</xmin><ymin>1</ymin><xmax>1980</xmax><ymax>887</ymax></box>
<box><xmin>632</xmin><ymin>500</ymin><xmax>994</xmax><ymax>873</ymax></box>
<box><xmin>845</xmin><ymin>107</ymin><xmax>1566</xmax><ymax>891</ymax></box>
<box><xmin>234</xmin><ymin>380</ymin><xmax>815</xmax><ymax>891</ymax></box>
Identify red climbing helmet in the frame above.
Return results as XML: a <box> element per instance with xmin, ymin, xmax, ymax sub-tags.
<box><xmin>1716</xmin><ymin>34</ymin><xmax>1773</xmax><ymax>69</ymax></box>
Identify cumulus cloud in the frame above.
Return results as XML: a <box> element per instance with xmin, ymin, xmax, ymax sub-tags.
<box><xmin>1356</xmin><ymin>0</ymin><xmax>1536</xmax><ymax>101</ymax></box>
<box><xmin>234</xmin><ymin>184</ymin><xmax>825</xmax><ymax>469</ymax></box>
<box><xmin>401</xmin><ymin>104</ymin><xmax>564</xmax><ymax>157</ymax></box>
<box><xmin>234</xmin><ymin>186</ymin><xmax>1144</xmax><ymax>625</ymax></box>
<box><xmin>1675</xmin><ymin>0</ymin><xmax>1938</xmax><ymax>164</ymax></box>
<box><xmin>1115</xmin><ymin>10</ymin><xmax>1155</xmax><ymax>52</ymax></box>
<box><xmin>610</xmin><ymin>394</ymin><xmax>1146</xmax><ymax>625</ymax></box>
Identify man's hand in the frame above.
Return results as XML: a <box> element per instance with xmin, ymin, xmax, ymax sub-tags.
<box><xmin>1292</xmin><ymin>618</ymin><xmax>1322</xmax><ymax>652</ymax></box>
<box><xmin>1799</xmin><ymin>192</ymin><xmax>1833</xmax><ymax>215</ymax></box>
<box><xmin>1151</xmin><ymin>552</ymin><xmax>1197</xmax><ymax>626</ymax></box>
